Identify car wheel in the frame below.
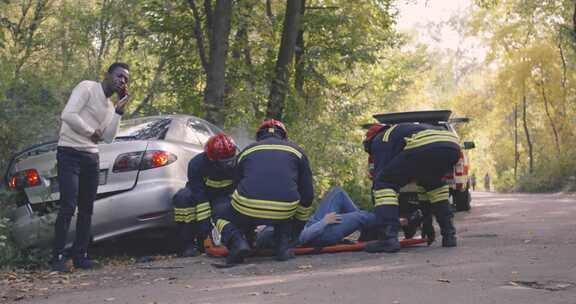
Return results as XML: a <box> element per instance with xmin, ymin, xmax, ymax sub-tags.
<box><xmin>452</xmin><ymin>189</ymin><xmax>471</xmax><ymax>211</ymax></box>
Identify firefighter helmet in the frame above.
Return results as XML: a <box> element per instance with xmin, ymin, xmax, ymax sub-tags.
<box><xmin>363</xmin><ymin>124</ymin><xmax>387</xmax><ymax>153</ymax></box>
<box><xmin>256</xmin><ymin>119</ymin><xmax>287</xmax><ymax>140</ymax></box>
<box><xmin>205</xmin><ymin>133</ymin><xmax>237</xmax><ymax>161</ymax></box>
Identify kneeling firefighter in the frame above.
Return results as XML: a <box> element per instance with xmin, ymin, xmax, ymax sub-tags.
<box><xmin>173</xmin><ymin>133</ymin><xmax>237</xmax><ymax>256</ymax></box>
<box><xmin>363</xmin><ymin>123</ymin><xmax>460</xmax><ymax>253</ymax></box>
<box><xmin>214</xmin><ymin>119</ymin><xmax>314</xmax><ymax>264</ymax></box>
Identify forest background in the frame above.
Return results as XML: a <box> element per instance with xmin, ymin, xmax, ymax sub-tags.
<box><xmin>1</xmin><ymin>0</ymin><xmax>575</xmax><ymax>265</ymax></box>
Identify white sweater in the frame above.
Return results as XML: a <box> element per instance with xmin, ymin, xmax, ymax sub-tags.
<box><xmin>58</xmin><ymin>80</ymin><xmax>121</xmax><ymax>153</ymax></box>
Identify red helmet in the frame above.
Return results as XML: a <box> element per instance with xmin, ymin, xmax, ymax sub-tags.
<box><xmin>205</xmin><ymin>133</ymin><xmax>237</xmax><ymax>161</ymax></box>
<box><xmin>363</xmin><ymin>124</ymin><xmax>386</xmax><ymax>153</ymax></box>
<box><xmin>256</xmin><ymin>119</ymin><xmax>287</xmax><ymax>140</ymax></box>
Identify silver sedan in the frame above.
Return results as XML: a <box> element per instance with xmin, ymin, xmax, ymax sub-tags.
<box><xmin>6</xmin><ymin>115</ymin><xmax>224</xmax><ymax>248</ymax></box>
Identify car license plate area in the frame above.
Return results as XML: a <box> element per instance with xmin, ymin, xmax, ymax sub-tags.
<box><xmin>50</xmin><ymin>169</ymin><xmax>108</xmax><ymax>193</ymax></box>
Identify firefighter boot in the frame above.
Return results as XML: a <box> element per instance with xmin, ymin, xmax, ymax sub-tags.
<box><xmin>178</xmin><ymin>223</ymin><xmax>201</xmax><ymax>257</ymax></box>
<box><xmin>273</xmin><ymin>228</ymin><xmax>294</xmax><ymax>262</ymax></box>
<box><xmin>432</xmin><ymin>201</ymin><xmax>457</xmax><ymax>247</ymax></box>
<box><xmin>403</xmin><ymin>209</ymin><xmax>423</xmax><ymax>239</ymax></box>
<box><xmin>225</xmin><ymin>231</ymin><xmax>251</xmax><ymax>265</ymax></box>
<box><xmin>195</xmin><ymin>234</ymin><xmax>207</xmax><ymax>254</ymax></box>
<box><xmin>364</xmin><ymin>224</ymin><xmax>401</xmax><ymax>253</ymax></box>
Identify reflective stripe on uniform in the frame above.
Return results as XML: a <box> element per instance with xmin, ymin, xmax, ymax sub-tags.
<box><xmin>295</xmin><ymin>205</ymin><xmax>313</xmax><ymax>221</ymax></box>
<box><xmin>196</xmin><ymin>202</ymin><xmax>211</xmax><ymax>221</ymax></box>
<box><xmin>382</xmin><ymin>125</ymin><xmax>398</xmax><ymax>142</ymax></box>
<box><xmin>417</xmin><ymin>185</ymin><xmax>429</xmax><ymax>202</ymax></box>
<box><xmin>174</xmin><ymin>207</ymin><xmax>196</xmax><ymax>223</ymax></box>
<box><xmin>373</xmin><ymin>188</ymin><xmax>399</xmax><ymax>206</ymax></box>
<box><xmin>204</xmin><ymin>178</ymin><xmax>233</xmax><ymax>188</ymax></box>
<box><xmin>427</xmin><ymin>185</ymin><xmax>450</xmax><ymax>203</ymax></box>
<box><xmin>231</xmin><ymin>190</ymin><xmax>299</xmax><ymax>220</ymax></box>
<box><xmin>404</xmin><ymin>130</ymin><xmax>459</xmax><ymax>150</ymax></box>
<box><xmin>216</xmin><ymin>219</ymin><xmax>230</xmax><ymax>234</ymax></box>
<box><xmin>238</xmin><ymin>144</ymin><xmax>302</xmax><ymax>162</ymax></box>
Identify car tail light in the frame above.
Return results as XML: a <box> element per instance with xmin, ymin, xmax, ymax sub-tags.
<box><xmin>113</xmin><ymin>152</ymin><xmax>144</xmax><ymax>172</ymax></box>
<box><xmin>8</xmin><ymin>169</ymin><xmax>42</xmax><ymax>189</ymax></box>
<box><xmin>113</xmin><ymin>150</ymin><xmax>176</xmax><ymax>173</ymax></box>
<box><xmin>8</xmin><ymin>175</ymin><xmax>17</xmax><ymax>189</ymax></box>
<box><xmin>140</xmin><ymin>150</ymin><xmax>176</xmax><ymax>170</ymax></box>
<box><xmin>26</xmin><ymin>169</ymin><xmax>40</xmax><ymax>187</ymax></box>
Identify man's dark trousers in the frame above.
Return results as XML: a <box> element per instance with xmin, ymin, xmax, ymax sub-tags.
<box><xmin>52</xmin><ymin>147</ymin><xmax>99</xmax><ymax>259</ymax></box>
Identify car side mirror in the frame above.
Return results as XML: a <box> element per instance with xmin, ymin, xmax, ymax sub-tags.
<box><xmin>463</xmin><ymin>141</ymin><xmax>475</xmax><ymax>150</ymax></box>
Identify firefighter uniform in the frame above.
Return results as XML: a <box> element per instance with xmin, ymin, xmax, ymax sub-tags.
<box><xmin>173</xmin><ymin>152</ymin><xmax>235</xmax><ymax>256</ymax></box>
<box><xmin>215</xmin><ymin>135</ymin><xmax>314</xmax><ymax>263</ymax></box>
<box><xmin>367</xmin><ymin>123</ymin><xmax>460</xmax><ymax>252</ymax></box>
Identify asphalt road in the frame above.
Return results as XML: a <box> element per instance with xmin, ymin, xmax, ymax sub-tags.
<box><xmin>8</xmin><ymin>191</ymin><xmax>576</xmax><ymax>304</ymax></box>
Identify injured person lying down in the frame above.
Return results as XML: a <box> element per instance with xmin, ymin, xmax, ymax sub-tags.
<box><xmin>253</xmin><ymin>187</ymin><xmax>432</xmax><ymax>250</ymax></box>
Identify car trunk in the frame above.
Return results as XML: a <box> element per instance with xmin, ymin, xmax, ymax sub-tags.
<box><xmin>12</xmin><ymin>140</ymin><xmax>149</xmax><ymax>204</ymax></box>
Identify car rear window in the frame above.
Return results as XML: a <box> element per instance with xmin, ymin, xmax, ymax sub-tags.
<box><xmin>116</xmin><ymin>118</ymin><xmax>172</xmax><ymax>141</ymax></box>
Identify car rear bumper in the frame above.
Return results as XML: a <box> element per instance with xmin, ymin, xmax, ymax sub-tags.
<box><xmin>11</xmin><ymin>181</ymin><xmax>183</xmax><ymax>249</ymax></box>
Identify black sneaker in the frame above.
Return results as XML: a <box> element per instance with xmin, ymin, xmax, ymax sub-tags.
<box><xmin>364</xmin><ymin>238</ymin><xmax>401</xmax><ymax>253</ymax></box>
<box><xmin>50</xmin><ymin>255</ymin><xmax>71</xmax><ymax>273</ymax></box>
<box><xmin>181</xmin><ymin>244</ymin><xmax>201</xmax><ymax>257</ymax></box>
<box><xmin>442</xmin><ymin>235</ymin><xmax>457</xmax><ymax>247</ymax></box>
<box><xmin>73</xmin><ymin>256</ymin><xmax>99</xmax><ymax>270</ymax></box>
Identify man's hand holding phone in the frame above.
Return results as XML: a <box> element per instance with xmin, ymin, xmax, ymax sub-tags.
<box><xmin>115</xmin><ymin>86</ymin><xmax>130</xmax><ymax>115</ymax></box>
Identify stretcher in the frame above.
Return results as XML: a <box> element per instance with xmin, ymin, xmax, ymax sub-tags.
<box><xmin>205</xmin><ymin>238</ymin><xmax>428</xmax><ymax>257</ymax></box>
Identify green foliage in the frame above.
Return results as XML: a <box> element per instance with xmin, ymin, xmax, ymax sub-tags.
<box><xmin>0</xmin><ymin>188</ymin><xmax>50</xmax><ymax>269</ymax></box>
<box><xmin>447</xmin><ymin>0</ymin><xmax>576</xmax><ymax>193</ymax></box>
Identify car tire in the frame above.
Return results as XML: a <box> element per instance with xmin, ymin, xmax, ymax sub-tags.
<box><xmin>452</xmin><ymin>189</ymin><xmax>471</xmax><ymax>211</ymax></box>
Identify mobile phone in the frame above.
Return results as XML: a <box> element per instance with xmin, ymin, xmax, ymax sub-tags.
<box><xmin>119</xmin><ymin>86</ymin><xmax>128</xmax><ymax>99</ymax></box>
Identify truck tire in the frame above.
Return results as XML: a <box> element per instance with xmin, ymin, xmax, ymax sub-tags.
<box><xmin>452</xmin><ymin>189</ymin><xmax>471</xmax><ymax>211</ymax></box>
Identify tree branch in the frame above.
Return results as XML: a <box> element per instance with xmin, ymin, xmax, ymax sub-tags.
<box><xmin>15</xmin><ymin>0</ymin><xmax>51</xmax><ymax>77</ymax></box>
<box><xmin>204</xmin><ymin>0</ymin><xmax>213</xmax><ymax>33</ymax></box>
<box><xmin>187</xmin><ymin>0</ymin><xmax>209</xmax><ymax>72</ymax></box>
<box><xmin>128</xmin><ymin>54</ymin><xmax>169</xmax><ymax>118</ymax></box>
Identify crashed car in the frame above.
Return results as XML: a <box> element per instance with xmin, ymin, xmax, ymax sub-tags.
<box><xmin>5</xmin><ymin>115</ymin><xmax>225</xmax><ymax>248</ymax></box>
<box><xmin>366</xmin><ymin>110</ymin><xmax>475</xmax><ymax>212</ymax></box>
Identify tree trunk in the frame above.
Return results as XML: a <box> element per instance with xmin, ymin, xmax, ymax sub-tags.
<box><xmin>573</xmin><ymin>1</ymin><xmax>576</xmax><ymax>41</ymax></box>
<box><xmin>188</xmin><ymin>0</ymin><xmax>208</xmax><ymax>72</ymax></box>
<box><xmin>538</xmin><ymin>76</ymin><xmax>561</xmax><ymax>158</ymax></box>
<box><xmin>95</xmin><ymin>0</ymin><xmax>112</xmax><ymax>78</ymax></box>
<box><xmin>203</xmin><ymin>0</ymin><xmax>233</xmax><ymax>126</ymax></box>
<box><xmin>266</xmin><ymin>0</ymin><xmax>302</xmax><ymax>120</ymax></box>
<box><xmin>521</xmin><ymin>86</ymin><xmax>534</xmax><ymax>174</ymax></box>
<box><xmin>557</xmin><ymin>37</ymin><xmax>567</xmax><ymax>117</ymax></box>
<box><xmin>514</xmin><ymin>104</ymin><xmax>518</xmax><ymax>180</ymax></box>
<box><xmin>294</xmin><ymin>0</ymin><xmax>306</xmax><ymax>95</ymax></box>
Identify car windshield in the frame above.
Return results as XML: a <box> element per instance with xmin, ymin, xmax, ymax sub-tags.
<box><xmin>116</xmin><ymin>117</ymin><xmax>172</xmax><ymax>141</ymax></box>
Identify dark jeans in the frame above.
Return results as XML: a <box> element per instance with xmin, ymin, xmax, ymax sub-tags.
<box><xmin>52</xmin><ymin>147</ymin><xmax>99</xmax><ymax>259</ymax></box>
<box><xmin>256</xmin><ymin>187</ymin><xmax>377</xmax><ymax>248</ymax></box>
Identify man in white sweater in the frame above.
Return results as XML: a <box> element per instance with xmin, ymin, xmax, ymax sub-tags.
<box><xmin>51</xmin><ymin>62</ymin><xmax>131</xmax><ymax>273</ymax></box>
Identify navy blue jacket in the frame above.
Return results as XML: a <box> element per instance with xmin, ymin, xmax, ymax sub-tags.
<box><xmin>370</xmin><ymin>123</ymin><xmax>460</xmax><ymax>177</ymax></box>
<box><xmin>186</xmin><ymin>152</ymin><xmax>235</xmax><ymax>205</ymax></box>
<box><xmin>232</xmin><ymin>136</ymin><xmax>314</xmax><ymax>221</ymax></box>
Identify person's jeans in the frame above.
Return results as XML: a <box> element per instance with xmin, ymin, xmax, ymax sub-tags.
<box><xmin>255</xmin><ymin>187</ymin><xmax>377</xmax><ymax>248</ymax></box>
<box><xmin>52</xmin><ymin>147</ymin><xmax>99</xmax><ymax>259</ymax></box>
<box><xmin>305</xmin><ymin>187</ymin><xmax>376</xmax><ymax>246</ymax></box>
